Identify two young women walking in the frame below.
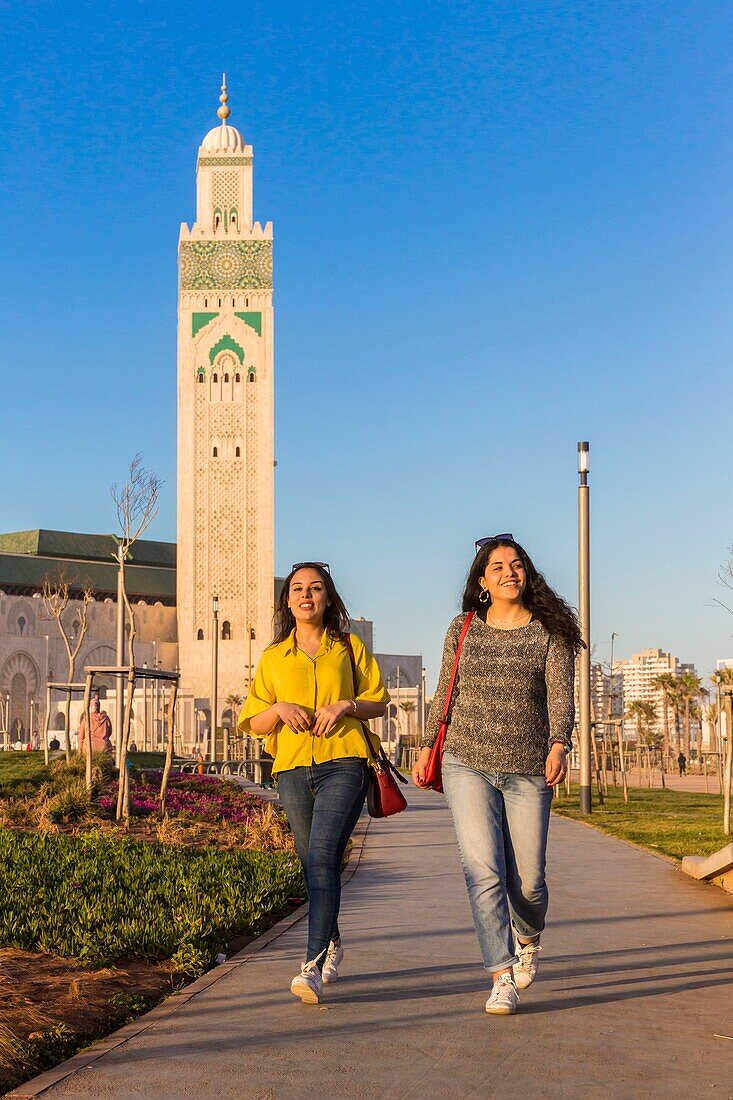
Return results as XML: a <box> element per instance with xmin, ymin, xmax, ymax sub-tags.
<box><xmin>239</xmin><ymin>536</ymin><xmax>579</xmax><ymax>1014</ymax></box>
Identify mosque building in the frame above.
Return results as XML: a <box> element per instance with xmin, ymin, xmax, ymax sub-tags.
<box><xmin>0</xmin><ymin>83</ymin><xmax>424</xmax><ymax>756</ymax></box>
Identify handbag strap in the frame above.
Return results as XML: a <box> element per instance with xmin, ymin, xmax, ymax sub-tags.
<box><xmin>440</xmin><ymin>612</ymin><xmax>475</xmax><ymax>725</ymax></box>
<box><xmin>344</xmin><ymin>634</ymin><xmax>408</xmax><ymax>785</ymax></box>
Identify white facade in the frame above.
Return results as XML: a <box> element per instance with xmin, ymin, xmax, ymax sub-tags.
<box><xmin>176</xmin><ymin>81</ymin><xmax>274</xmax><ymax>711</ymax></box>
<box><xmin>615</xmin><ymin>648</ymin><xmax>695</xmax><ymax>737</ymax></box>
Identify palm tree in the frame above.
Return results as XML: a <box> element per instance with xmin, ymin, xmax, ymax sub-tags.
<box><xmin>626</xmin><ymin>700</ymin><xmax>657</xmax><ymax>782</ymax></box>
<box><xmin>678</xmin><ymin>673</ymin><xmax>704</xmax><ymax>761</ymax></box>
<box><xmin>224</xmin><ymin>691</ymin><xmax>244</xmax><ymax>759</ymax></box>
<box><xmin>399</xmin><ymin>700</ymin><xmax>417</xmax><ymax>743</ymax></box>
<box><xmin>652</xmin><ymin>673</ymin><xmax>676</xmax><ymax>771</ymax></box>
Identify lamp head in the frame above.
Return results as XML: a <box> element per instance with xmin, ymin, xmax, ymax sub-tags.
<box><xmin>577</xmin><ymin>441</ymin><xmax>590</xmax><ymax>474</ymax></box>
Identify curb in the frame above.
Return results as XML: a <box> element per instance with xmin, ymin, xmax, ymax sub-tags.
<box><xmin>5</xmin><ymin>816</ymin><xmax>371</xmax><ymax>1099</ymax></box>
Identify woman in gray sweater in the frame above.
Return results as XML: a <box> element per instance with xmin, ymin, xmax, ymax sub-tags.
<box><xmin>413</xmin><ymin>535</ymin><xmax>580</xmax><ymax>1016</ymax></box>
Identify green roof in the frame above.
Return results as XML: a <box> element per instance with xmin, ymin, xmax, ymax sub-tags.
<box><xmin>0</xmin><ymin>530</ymin><xmax>176</xmax><ymax>568</ymax></box>
<box><xmin>0</xmin><ymin>530</ymin><xmax>176</xmax><ymax>603</ymax></box>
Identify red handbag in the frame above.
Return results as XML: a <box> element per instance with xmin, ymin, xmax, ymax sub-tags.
<box><xmin>344</xmin><ymin>635</ymin><xmax>408</xmax><ymax>818</ymax></box>
<box><xmin>423</xmin><ymin>612</ymin><xmax>474</xmax><ymax>792</ymax></box>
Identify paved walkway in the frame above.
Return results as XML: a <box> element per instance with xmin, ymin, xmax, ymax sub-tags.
<box><xmin>11</xmin><ymin>788</ymin><xmax>733</xmax><ymax>1100</ymax></box>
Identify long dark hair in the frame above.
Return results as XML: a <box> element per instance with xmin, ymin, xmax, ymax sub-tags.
<box><xmin>462</xmin><ymin>538</ymin><xmax>583</xmax><ymax>654</ymax></box>
<box><xmin>272</xmin><ymin>563</ymin><xmax>351</xmax><ymax>645</ymax></box>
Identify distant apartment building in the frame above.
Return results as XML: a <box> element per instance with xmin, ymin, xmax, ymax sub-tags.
<box><xmin>573</xmin><ymin>662</ymin><xmax>623</xmax><ymax>726</ymax></box>
<box><xmin>615</xmin><ymin>648</ymin><xmax>696</xmax><ymax>738</ymax></box>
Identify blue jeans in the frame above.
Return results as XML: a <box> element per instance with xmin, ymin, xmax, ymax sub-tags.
<box><xmin>276</xmin><ymin>757</ymin><xmax>368</xmax><ymax>969</ymax></box>
<box><xmin>442</xmin><ymin>751</ymin><xmax>553</xmax><ymax>973</ymax></box>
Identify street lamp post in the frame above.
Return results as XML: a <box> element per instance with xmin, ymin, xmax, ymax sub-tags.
<box><xmin>211</xmin><ymin>595</ymin><xmax>219</xmax><ymax>763</ymax></box>
<box><xmin>577</xmin><ymin>441</ymin><xmax>592</xmax><ymax>814</ymax></box>
<box><xmin>115</xmin><ymin>544</ymin><xmax>125</xmax><ymax>768</ymax></box>
<box><xmin>421</xmin><ymin>666</ymin><xmax>427</xmax><ymax>739</ymax></box>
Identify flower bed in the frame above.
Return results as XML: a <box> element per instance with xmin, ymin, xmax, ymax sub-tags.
<box><xmin>97</xmin><ymin>771</ymin><xmax>268</xmax><ymax>823</ymax></box>
<box><xmin>0</xmin><ymin>829</ymin><xmax>303</xmax><ymax>971</ymax></box>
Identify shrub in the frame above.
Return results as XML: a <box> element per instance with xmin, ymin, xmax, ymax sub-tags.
<box><xmin>0</xmin><ymin>829</ymin><xmax>303</xmax><ymax>968</ymax></box>
<box><xmin>46</xmin><ymin>780</ymin><xmax>91</xmax><ymax>824</ymax></box>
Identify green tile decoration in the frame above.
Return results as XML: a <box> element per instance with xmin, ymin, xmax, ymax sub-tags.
<box><xmin>192</xmin><ymin>311</ymin><xmax>220</xmax><ymax>336</ymax></box>
<box><xmin>198</xmin><ymin>157</ymin><xmax>253</xmax><ymax>166</ymax></box>
<box><xmin>209</xmin><ymin>334</ymin><xmax>245</xmax><ymax>364</ymax></box>
<box><xmin>235</xmin><ymin>311</ymin><xmax>262</xmax><ymax>336</ymax></box>
<box><xmin>180</xmin><ymin>241</ymin><xmax>272</xmax><ymax>290</ymax></box>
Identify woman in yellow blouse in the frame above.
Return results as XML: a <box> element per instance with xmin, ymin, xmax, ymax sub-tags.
<box><xmin>239</xmin><ymin>562</ymin><xmax>389</xmax><ymax>1004</ymax></box>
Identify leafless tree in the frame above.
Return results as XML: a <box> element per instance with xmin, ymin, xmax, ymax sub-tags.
<box><xmin>41</xmin><ymin>571</ymin><xmax>94</xmax><ymax>762</ymax></box>
<box><xmin>111</xmin><ymin>454</ymin><xmax>162</xmax><ymax>820</ymax></box>
<box><xmin>715</xmin><ymin>546</ymin><xmax>733</xmax><ymax>616</ymax></box>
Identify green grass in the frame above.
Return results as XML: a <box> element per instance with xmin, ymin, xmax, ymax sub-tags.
<box><xmin>0</xmin><ymin>828</ymin><xmax>303</xmax><ymax>972</ymax></box>
<box><xmin>0</xmin><ymin>752</ymin><xmax>50</xmax><ymax>794</ymax></box>
<box><xmin>552</xmin><ymin>783</ymin><xmax>729</xmax><ymax>863</ymax></box>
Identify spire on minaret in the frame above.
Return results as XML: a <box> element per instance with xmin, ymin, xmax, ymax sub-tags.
<box><xmin>217</xmin><ymin>74</ymin><xmax>231</xmax><ymax>121</ymax></box>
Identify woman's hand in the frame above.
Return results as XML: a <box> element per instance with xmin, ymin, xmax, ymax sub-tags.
<box><xmin>545</xmin><ymin>744</ymin><xmax>567</xmax><ymax>787</ymax></box>
<box><xmin>275</xmin><ymin>702</ymin><xmax>313</xmax><ymax>733</ymax></box>
<box><xmin>312</xmin><ymin>700</ymin><xmax>353</xmax><ymax>737</ymax></box>
<box><xmin>412</xmin><ymin>746</ymin><xmax>433</xmax><ymax>787</ymax></box>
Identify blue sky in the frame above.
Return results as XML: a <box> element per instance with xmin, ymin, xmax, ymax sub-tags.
<box><xmin>2</xmin><ymin>0</ymin><xmax>733</xmax><ymax>686</ymax></box>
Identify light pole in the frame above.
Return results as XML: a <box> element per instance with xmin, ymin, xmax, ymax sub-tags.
<box><xmin>211</xmin><ymin>595</ymin><xmax>219</xmax><ymax>762</ymax></box>
<box><xmin>421</xmin><ymin>666</ymin><xmax>427</xmax><ymax>739</ymax></box>
<box><xmin>577</xmin><ymin>441</ymin><xmax>592</xmax><ymax>814</ymax></box>
<box><xmin>115</xmin><ymin>544</ymin><xmax>125</xmax><ymax>767</ymax></box>
<box><xmin>142</xmin><ymin>661</ymin><xmax>148</xmax><ymax>752</ymax></box>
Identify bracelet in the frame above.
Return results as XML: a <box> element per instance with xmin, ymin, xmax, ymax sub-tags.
<box><xmin>348</xmin><ymin>699</ymin><xmax>357</xmax><ymax>714</ymax></box>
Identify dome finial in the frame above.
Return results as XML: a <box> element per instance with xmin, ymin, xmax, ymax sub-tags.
<box><xmin>217</xmin><ymin>73</ymin><xmax>231</xmax><ymax>121</ymax></box>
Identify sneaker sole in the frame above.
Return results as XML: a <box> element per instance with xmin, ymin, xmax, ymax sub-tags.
<box><xmin>485</xmin><ymin>1004</ymin><xmax>517</xmax><ymax>1015</ymax></box>
<box><xmin>290</xmin><ymin>981</ymin><xmax>320</xmax><ymax>1004</ymax></box>
<box><xmin>321</xmin><ymin>974</ymin><xmax>337</xmax><ymax>984</ymax></box>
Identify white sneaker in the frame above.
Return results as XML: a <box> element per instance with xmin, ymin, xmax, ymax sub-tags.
<box><xmin>485</xmin><ymin>973</ymin><xmax>519</xmax><ymax>1015</ymax></box>
<box><xmin>290</xmin><ymin>960</ymin><xmax>323</xmax><ymax>1004</ymax></box>
<box><xmin>514</xmin><ymin>938</ymin><xmax>542</xmax><ymax>990</ymax></box>
<box><xmin>321</xmin><ymin>939</ymin><xmax>344</xmax><ymax>984</ymax></box>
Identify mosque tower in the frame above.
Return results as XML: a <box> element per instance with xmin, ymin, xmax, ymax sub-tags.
<box><xmin>177</xmin><ymin>78</ymin><xmax>274</xmax><ymax>728</ymax></box>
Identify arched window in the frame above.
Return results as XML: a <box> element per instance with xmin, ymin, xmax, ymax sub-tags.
<box><xmin>230</xmin><ymin>208</ymin><xmax>237</xmax><ymax>229</ymax></box>
<box><xmin>197</xmin><ymin>373</ymin><xmax>204</xmax><ymax>383</ymax></box>
<box><xmin>214</xmin><ymin>209</ymin><xmax>222</xmax><ymax>230</ymax></box>
<box><xmin>224</xmin><ymin>373</ymin><xmax>229</xmax><ymax>383</ymax></box>
<box><xmin>204</xmin><ymin>298</ymin><xmax>208</xmax><ymax>307</ymax></box>
<box><xmin>197</xmin><ymin>628</ymin><xmax>204</xmax><ymax>640</ymax></box>
<box><xmin>248</xmin><ymin>369</ymin><xmax>256</xmax><ymax>383</ymax></box>
<box><xmin>222</xmin><ymin>620</ymin><xmax>231</xmax><ymax>640</ymax></box>
<box><xmin>235</xmin><ymin>372</ymin><xmax>241</xmax><ymax>383</ymax></box>
<box><xmin>212</xmin><ymin>446</ymin><xmax>218</xmax><ymax>458</ymax></box>
<box><xmin>212</xmin><ymin>373</ymin><xmax>218</xmax><ymax>383</ymax></box>
<box><xmin>17</xmin><ymin>616</ymin><xmax>26</xmax><ymax>636</ymax></box>
<box><xmin>245</xmin><ymin>297</ymin><xmax>249</xmax><ymax>307</ymax></box>
<box><xmin>235</xmin><ymin>446</ymin><xmax>241</xmax><ymax>457</ymax></box>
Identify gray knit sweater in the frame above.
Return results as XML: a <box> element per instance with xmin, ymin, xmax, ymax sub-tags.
<box><xmin>422</xmin><ymin>613</ymin><xmax>575</xmax><ymax>775</ymax></box>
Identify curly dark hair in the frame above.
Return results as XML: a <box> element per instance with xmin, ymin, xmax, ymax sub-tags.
<box><xmin>271</xmin><ymin>563</ymin><xmax>351</xmax><ymax>646</ymax></box>
<box><xmin>462</xmin><ymin>538</ymin><xmax>583</xmax><ymax>654</ymax></box>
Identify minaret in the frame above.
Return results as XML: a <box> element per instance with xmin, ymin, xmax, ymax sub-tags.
<box><xmin>177</xmin><ymin>78</ymin><xmax>274</xmax><ymax>726</ymax></box>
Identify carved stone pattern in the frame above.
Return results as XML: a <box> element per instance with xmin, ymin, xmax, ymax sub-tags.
<box><xmin>194</xmin><ymin>363</ymin><xmax>257</xmax><ymax>630</ymax></box>
<box><xmin>246</xmin><ymin>375</ymin><xmax>258</xmax><ymax>620</ymax></box>
<box><xmin>212</xmin><ymin>171</ymin><xmax>240</xmax><ymax>211</ymax></box>
<box><xmin>180</xmin><ymin>241</ymin><xmax>272</xmax><ymax>291</ymax></box>
<box><xmin>194</xmin><ymin>383</ymin><xmax>209</xmax><ymax>633</ymax></box>
<box><xmin>198</xmin><ymin>157</ymin><xmax>252</xmax><ymax>166</ymax></box>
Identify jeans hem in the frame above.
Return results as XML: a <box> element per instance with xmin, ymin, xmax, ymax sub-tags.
<box><xmin>484</xmin><ymin>954</ymin><xmax>519</xmax><ymax>973</ymax></box>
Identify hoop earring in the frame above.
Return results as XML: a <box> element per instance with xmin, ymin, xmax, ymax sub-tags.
<box><xmin>479</xmin><ymin>588</ymin><xmax>490</xmax><ymax>604</ymax></box>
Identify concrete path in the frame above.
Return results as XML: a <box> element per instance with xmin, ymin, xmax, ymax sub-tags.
<box><xmin>12</xmin><ymin>788</ymin><xmax>733</xmax><ymax>1100</ymax></box>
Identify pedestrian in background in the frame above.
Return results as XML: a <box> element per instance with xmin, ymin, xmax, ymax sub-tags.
<box><xmin>239</xmin><ymin>562</ymin><xmax>389</xmax><ymax>1005</ymax></box>
<box><xmin>413</xmin><ymin>535</ymin><xmax>580</xmax><ymax>1016</ymax></box>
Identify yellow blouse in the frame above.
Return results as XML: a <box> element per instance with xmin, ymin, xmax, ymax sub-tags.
<box><xmin>238</xmin><ymin>629</ymin><xmax>390</xmax><ymax>775</ymax></box>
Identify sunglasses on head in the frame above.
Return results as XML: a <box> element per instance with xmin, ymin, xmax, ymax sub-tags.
<box><xmin>475</xmin><ymin>533</ymin><xmax>514</xmax><ymax>552</ymax></box>
<box><xmin>291</xmin><ymin>561</ymin><xmax>331</xmax><ymax>574</ymax></box>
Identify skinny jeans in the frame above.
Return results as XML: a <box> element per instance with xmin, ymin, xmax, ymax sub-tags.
<box><xmin>442</xmin><ymin>750</ymin><xmax>553</xmax><ymax>973</ymax></box>
<box><xmin>276</xmin><ymin>757</ymin><xmax>368</xmax><ymax>968</ymax></box>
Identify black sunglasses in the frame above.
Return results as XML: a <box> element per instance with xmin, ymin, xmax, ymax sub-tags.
<box><xmin>475</xmin><ymin>533</ymin><xmax>514</xmax><ymax>552</ymax></box>
<box><xmin>291</xmin><ymin>561</ymin><xmax>331</xmax><ymax>574</ymax></box>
